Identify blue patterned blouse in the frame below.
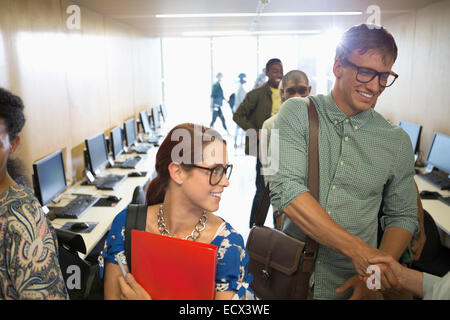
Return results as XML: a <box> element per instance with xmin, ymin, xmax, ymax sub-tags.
<box><xmin>99</xmin><ymin>208</ymin><xmax>254</xmax><ymax>299</ymax></box>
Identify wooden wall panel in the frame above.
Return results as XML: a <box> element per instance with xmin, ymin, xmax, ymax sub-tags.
<box><xmin>0</xmin><ymin>0</ymin><xmax>162</xmax><ymax>185</ymax></box>
<box><xmin>379</xmin><ymin>0</ymin><xmax>450</xmax><ymax>162</ymax></box>
<box><xmin>104</xmin><ymin>18</ymin><xmax>135</xmax><ymax>129</ymax></box>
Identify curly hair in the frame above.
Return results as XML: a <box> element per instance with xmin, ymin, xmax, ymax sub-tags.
<box><xmin>0</xmin><ymin>87</ymin><xmax>26</xmax><ymax>141</ymax></box>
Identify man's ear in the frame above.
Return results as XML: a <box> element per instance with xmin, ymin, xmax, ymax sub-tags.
<box><xmin>168</xmin><ymin>162</ymin><xmax>185</xmax><ymax>185</ymax></box>
<box><xmin>280</xmin><ymin>88</ymin><xmax>286</xmax><ymax>102</ymax></box>
<box><xmin>9</xmin><ymin>136</ymin><xmax>20</xmax><ymax>153</ymax></box>
<box><xmin>333</xmin><ymin>58</ymin><xmax>344</xmax><ymax>78</ymax></box>
<box><xmin>306</xmin><ymin>86</ymin><xmax>312</xmax><ymax>96</ymax></box>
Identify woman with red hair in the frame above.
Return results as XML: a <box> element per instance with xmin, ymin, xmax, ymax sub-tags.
<box><xmin>100</xmin><ymin>123</ymin><xmax>253</xmax><ymax>300</ymax></box>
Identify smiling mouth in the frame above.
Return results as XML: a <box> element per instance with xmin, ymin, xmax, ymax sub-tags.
<box><xmin>356</xmin><ymin>90</ymin><xmax>375</xmax><ymax>99</ymax></box>
<box><xmin>209</xmin><ymin>192</ymin><xmax>222</xmax><ymax>199</ymax></box>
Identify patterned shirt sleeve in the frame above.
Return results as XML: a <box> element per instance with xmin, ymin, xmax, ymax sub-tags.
<box><xmin>98</xmin><ymin>209</ymin><xmax>127</xmax><ymax>279</ymax></box>
<box><xmin>2</xmin><ymin>187</ymin><xmax>69</xmax><ymax>299</ymax></box>
<box><xmin>214</xmin><ymin>225</ymin><xmax>254</xmax><ymax>299</ymax></box>
<box><xmin>270</xmin><ymin>98</ymin><xmax>310</xmax><ymax>211</ymax></box>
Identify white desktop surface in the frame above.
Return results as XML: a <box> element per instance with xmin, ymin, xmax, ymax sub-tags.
<box><xmin>414</xmin><ymin>174</ymin><xmax>450</xmax><ymax>247</ymax></box>
<box><xmin>50</xmin><ymin>147</ymin><xmax>157</xmax><ymax>259</ymax></box>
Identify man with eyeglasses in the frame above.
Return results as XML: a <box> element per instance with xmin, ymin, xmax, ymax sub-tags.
<box><xmin>270</xmin><ymin>24</ymin><xmax>418</xmax><ymax>300</ymax></box>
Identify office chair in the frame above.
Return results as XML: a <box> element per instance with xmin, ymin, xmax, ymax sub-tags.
<box><xmin>55</xmin><ymin>229</ymin><xmax>100</xmax><ymax>299</ymax></box>
<box><xmin>411</xmin><ymin>210</ymin><xmax>450</xmax><ymax>277</ymax></box>
<box><xmin>132</xmin><ymin>185</ymin><xmax>146</xmax><ymax>204</ymax></box>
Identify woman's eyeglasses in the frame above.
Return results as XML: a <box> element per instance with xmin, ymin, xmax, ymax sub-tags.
<box><xmin>184</xmin><ymin>164</ymin><xmax>233</xmax><ymax>186</ymax></box>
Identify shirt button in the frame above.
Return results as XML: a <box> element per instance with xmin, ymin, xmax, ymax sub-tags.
<box><xmin>317</xmin><ymin>260</ymin><xmax>321</xmax><ymax>264</ymax></box>
<box><xmin>344</xmin><ymin>136</ymin><xmax>349</xmax><ymax>142</ymax></box>
<box><xmin>332</xmin><ymin>185</ymin><xmax>336</xmax><ymax>190</ymax></box>
<box><xmin>345</xmin><ymin>119</ymin><xmax>350</xmax><ymax>123</ymax></box>
<box><xmin>327</xmin><ymin>211</ymin><xmax>331</xmax><ymax>215</ymax></box>
<box><xmin>334</xmin><ymin>120</ymin><xmax>338</xmax><ymax>125</ymax></box>
<box><xmin>354</xmin><ymin>125</ymin><xmax>359</xmax><ymax>130</ymax></box>
<box><xmin>340</xmin><ymin>161</ymin><xmax>344</xmax><ymax>166</ymax></box>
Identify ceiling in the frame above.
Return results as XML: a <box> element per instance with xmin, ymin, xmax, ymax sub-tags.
<box><xmin>73</xmin><ymin>0</ymin><xmax>443</xmax><ymax>37</ymax></box>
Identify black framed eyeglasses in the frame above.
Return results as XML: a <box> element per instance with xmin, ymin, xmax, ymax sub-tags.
<box><xmin>185</xmin><ymin>164</ymin><xmax>233</xmax><ymax>186</ymax></box>
<box><xmin>342</xmin><ymin>58</ymin><xmax>399</xmax><ymax>88</ymax></box>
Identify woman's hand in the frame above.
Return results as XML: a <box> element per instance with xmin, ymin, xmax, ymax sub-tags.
<box><xmin>118</xmin><ymin>273</ymin><xmax>152</xmax><ymax>300</ymax></box>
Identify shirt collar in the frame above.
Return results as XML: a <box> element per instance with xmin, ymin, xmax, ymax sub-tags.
<box><xmin>324</xmin><ymin>93</ymin><xmax>374</xmax><ymax>129</ymax></box>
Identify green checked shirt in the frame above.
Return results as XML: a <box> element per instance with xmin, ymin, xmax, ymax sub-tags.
<box><xmin>269</xmin><ymin>94</ymin><xmax>418</xmax><ymax>300</ymax></box>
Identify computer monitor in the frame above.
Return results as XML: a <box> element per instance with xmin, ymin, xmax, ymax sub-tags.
<box><xmin>85</xmin><ymin>132</ymin><xmax>109</xmax><ymax>175</ymax></box>
<box><xmin>32</xmin><ymin>150</ymin><xmax>67</xmax><ymax>206</ymax></box>
<box><xmin>124</xmin><ymin>118</ymin><xmax>137</xmax><ymax>147</ymax></box>
<box><xmin>140</xmin><ymin>110</ymin><xmax>151</xmax><ymax>134</ymax></box>
<box><xmin>426</xmin><ymin>132</ymin><xmax>450</xmax><ymax>174</ymax></box>
<box><xmin>399</xmin><ymin>120</ymin><xmax>422</xmax><ymax>154</ymax></box>
<box><xmin>110</xmin><ymin>126</ymin><xmax>124</xmax><ymax>160</ymax></box>
<box><xmin>159</xmin><ymin>104</ymin><xmax>167</xmax><ymax>123</ymax></box>
<box><xmin>151</xmin><ymin>106</ymin><xmax>161</xmax><ymax>129</ymax></box>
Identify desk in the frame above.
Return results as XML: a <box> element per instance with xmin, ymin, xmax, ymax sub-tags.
<box><xmin>50</xmin><ymin>147</ymin><xmax>158</xmax><ymax>259</ymax></box>
<box><xmin>414</xmin><ymin>174</ymin><xmax>450</xmax><ymax>248</ymax></box>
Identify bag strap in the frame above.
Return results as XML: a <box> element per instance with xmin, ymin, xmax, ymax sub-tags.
<box><xmin>125</xmin><ymin>204</ymin><xmax>148</xmax><ymax>270</ymax></box>
<box><xmin>254</xmin><ymin>98</ymin><xmax>320</xmax><ymax>230</ymax></box>
<box><xmin>303</xmin><ymin>98</ymin><xmax>319</xmax><ymax>273</ymax></box>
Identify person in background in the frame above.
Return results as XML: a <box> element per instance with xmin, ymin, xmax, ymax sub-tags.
<box><xmin>254</xmin><ymin>68</ymin><xmax>267</xmax><ymax>89</ymax></box>
<box><xmin>270</xmin><ymin>24</ymin><xmax>418</xmax><ymax>299</ymax></box>
<box><xmin>233</xmin><ymin>58</ymin><xmax>283</xmax><ymax>228</ymax></box>
<box><xmin>232</xmin><ymin>73</ymin><xmax>247</xmax><ymax>148</ymax></box>
<box><xmin>100</xmin><ymin>123</ymin><xmax>254</xmax><ymax>300</ymax></box>
<box><xmin>0</xmin><ymin>87</ymin><xmax>68</xmax><ymax>300</ymax></box>
<box><xmin>261</xmin><ymin>70</ymin><xmax>311</xmax><ymax>229</ymax></box>
<box><xmin>210</xmin><ymin>72</ymin><xmax>230</xmax><ymax>135</ymax></box>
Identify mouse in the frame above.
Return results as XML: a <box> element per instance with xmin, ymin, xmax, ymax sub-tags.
<box><xmin>106</xmin><ymin>195</ymin><xmax>121</xmax><ymax>202</ymax></box>
<box><xmin>419</xmin><ymin>190</ymin><xmax>441</xmax><ymax>199</ymax></box>
<box><xmin>128</xmin><ymin>171</ymin><xmax>143</xmax><ymax>177</ymax></box>
<box><xmin>70</xmin><ymin>222</ymin><xmax>90</xmax><ymax>232</ymax></box>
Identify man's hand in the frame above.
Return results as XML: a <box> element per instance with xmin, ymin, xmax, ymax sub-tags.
<box><xmin>336</xmin><ymin>275</ymin><xmax>380</xmax><ymax>300</ymax></box>
<box><xmin>118</xmin><ymin>273</ymin><xmax>152</xmax><ymax>300</ymax></box>
<box><xmin>364</xmin><ymin>255</ymin><xmax>406</xmax><ymax>290</ymax></box>
<box><xmin>411</xmin><ymin>232</ymin><xmax>426</xmax><ymax>261</ymax></box>
<box><xmin>349</xmin><ymin>241</ymin><xmax>385</xmax><ymax>276</ymax></box>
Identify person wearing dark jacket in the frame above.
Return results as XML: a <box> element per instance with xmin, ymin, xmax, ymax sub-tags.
<box><xmin>233</xmin><ymin>59</ymin><xmax>283</xmax><ymax>228</ymax></box>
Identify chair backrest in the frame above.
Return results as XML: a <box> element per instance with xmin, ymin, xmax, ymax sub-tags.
<box><xmin>132</xmin><ymin>185</ymin><xmax>146</xmax><ymax>204</ymax></box>
<box><xmin>417</xmin><ymin>210</ymin><xmax>441</xmax><ymax>262</ymax></box>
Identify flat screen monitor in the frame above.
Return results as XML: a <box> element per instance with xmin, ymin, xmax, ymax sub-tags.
<box><xmin>151</xmin><ymin>106</ymin><xmax>161</xmax><ymax>129</ymax></box>
<box><xmin>399</xmin><ymin>120</ymin><xmax>422</xmax><ymax>154</ymax></box>
<box><xmin>110</xmin><ymin>126</ymin><xmax>124</xmax><ymax>160</ymax></box>
<box><xmin>32</xmin><ymin>150</ymin><xmax>67</xmax><ymax>206</ymax></box>
<box><xmin>159</xmin><ymin>104</ymin><xmax>167</xmax><ymax>123</ymax></box>
<box><xmin>140</xmin><ymin>110</ymin><xmax>151</xmax><ymax>134</ymax></box>
<box><xmin>427</xmin><ymin>132</ymin><xmax>450</xmax><ymax>174</ymax></box>
<box><xmin>124</xmin><ymin>118</ymin><xmax>137</xmax><ymax>147</ymax></box>
<box><xmin>85</xmin><ymin>132</ymin><xmax>109</xmax><ymax>174</ymax></box>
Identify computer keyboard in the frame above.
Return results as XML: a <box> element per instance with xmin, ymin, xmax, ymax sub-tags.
<box><xmin>50</xmin><ymin>195</ymin><xmax>99</xmax><ymax>219</ymax></box>
<box><xmin>94</xmin><ymin>174</ymin><xmax>127</xmax><ymax>190</ymax></box>
<box><xmin>134</xmin><ymin>144</ymin><xmax>152</xmax><ymax>154</ymax></box>
<box><xmin>119</xmin><ymin>156</ymin><xmax>142</xmax><ymax>169</ymax></box>
<box><xmin>419</xmin><ymin>171</ymin><xmax>450</xmax><ymax>190</ymax></box>
<box><xmin>143</xmin><ymin>137</ymin><xmax>160</xmax><ymax>144</ymax></box>
<box><xmin>438</xmin><ymin>196</ymin><xmax>450</xmax><ymax>206</ymax></box>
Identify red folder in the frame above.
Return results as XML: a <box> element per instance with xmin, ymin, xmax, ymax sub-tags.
<box><xmin>131</xmin><ymin>229</ymin><xmax>218</xmax><ymax>300</ymax></box>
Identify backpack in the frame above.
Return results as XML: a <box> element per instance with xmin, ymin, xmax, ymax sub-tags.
<box><xmin>124</xmin><ymin>204</ymin><xmax>148</xmax><ymax>269</ymax></box>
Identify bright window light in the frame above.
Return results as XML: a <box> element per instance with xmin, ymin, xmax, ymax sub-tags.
<box><xmin>156</xmin><ymin>11</ymin><xmax>362</xmax><ymax>19</ymax></box>
<box><xmin>182</xmin><ymin>30</ymin><xmax>321</xmax><ymax>37</ymax></box>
